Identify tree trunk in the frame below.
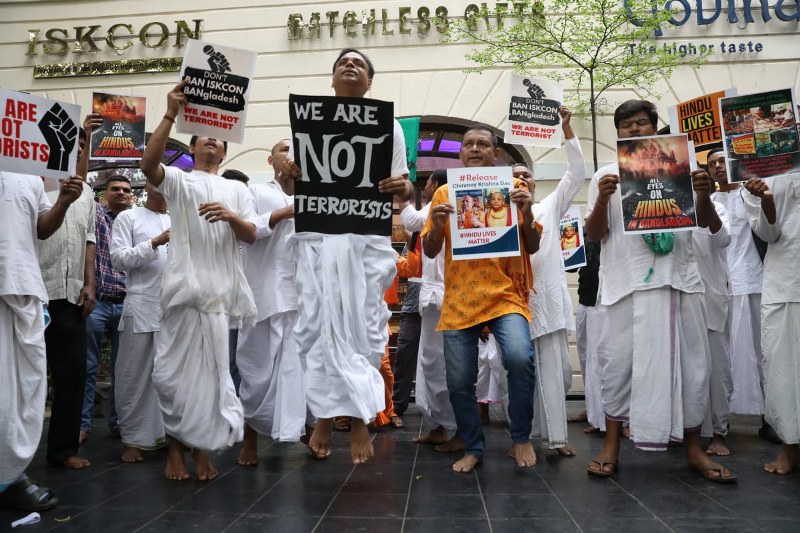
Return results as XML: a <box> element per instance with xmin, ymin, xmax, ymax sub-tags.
<box><xmin>589</xmin><ymin>73</ymin><xmax>598</xmax><ymax>172</ymax></box>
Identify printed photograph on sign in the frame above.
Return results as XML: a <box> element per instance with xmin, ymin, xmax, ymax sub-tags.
<box><xmin>617</xmin><ymin>134</ymin><xmax>697</xmax><ymax>234</ymax></box>
<box><xmin>720</xmin><ymin>88</ymin><xmax>800</xmax><ymax>182</ymax></box>
<box><xmin>504</xmin><ymin>74</ymin><xmax>562</xmax><ymax>148</ymax></box>
<box><xmin>289</xmin><ymin>93</ymin><xmax>395</xmax><ymax>236</ymax></box>
<box><xmin>0</xmin><ymin>88</ymin><xmax>81</xmax><ymax>180</ymax></box>
<box><xmin>560</xmin><ymin>206</ymin><xmax>586</xmax><ymax>270</ymax></box>
<box><xmin>667</xmin><ymin>89</ymin><xmax>736</xmax><ymax>150</ymax></box>
<box><xmin>90</xmin><ymin>92</ymin><xmax>146</xmax><ymax>161</ymax></box>
<box><xmin>447</xmin><ymin>166</ymin><xmax>520</xmax><ymax>260</ymax></box>
<box><xmin>177</xmin><ymin>39</ymin><xmax>256</xmax><ymax>144</ymax></box>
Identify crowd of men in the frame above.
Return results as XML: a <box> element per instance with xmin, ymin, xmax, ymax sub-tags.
<box><xmin>1</xmin><ymin>47</ymin><xmax>798</xmax><ymax>514</ymax></box>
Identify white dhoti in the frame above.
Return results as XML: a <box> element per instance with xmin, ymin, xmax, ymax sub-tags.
<box><xmin>115</xmin><ymin>325</ymin><xmax>165</xmax><ymax>449</ymax></box>
<box><xmin>293</xmin><ymin>235</ymin><xmax>392</xmax><ymax>423</ymax></box>
<box><xmin>762</xmin><ymin>302</ymin><xmax>800</xmax><ymax>445</ymax></box>
<box><xmin>597</xmin><ymin>288</ymin><xmax>709</xmax><ymax>451</ymax></box>
<box><xmin>415</xmin><ymin>305</ymin><xmax>456</xmax><ymax>432</ymax></box>
<box><xmin>0</xmin><ymin>295</ymin><xmax>46</xmax><ymax>485</ymax></box>
<box><xmin>237</xmin><ymin>311</ymin><xmax>306</xmax><ymax>441</ymax></box>
<box><xmin>702</xmin><ymin>325</ymin><xmax>733</xmax><ymax>438</ymax></box>
<box><xmin>532</xmin><ymin>330</ymin><xmax>572</xmax><ymax>448</ymax></box>
<box><xmin>729</xmin><ymin>293</ymin><xmax>765</xmax><ymax>415</ymax></box>
<box><xmin>477</xmin><ymin>334</ymin><xmax>503</xmax><ymax>403</ymax></box>
<box><xmin>153</xmin><ymin>306</ymin><xmax>243</xmax><ymax>450</ymax></box>
<box><xmin>577</xmin><ymin>304</ymin><xmax>606</xmax><ymax>431</ymax></box>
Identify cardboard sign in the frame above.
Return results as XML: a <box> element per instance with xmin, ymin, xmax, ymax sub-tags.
<box><xmin>667</xmin><ymin>89</ymin><xmax>736</xmax><ymax>149</ymax></box>
<box><xmin>0</xmin><ymin>88</ymin><xmax>81</xmax><ymax>180</ymax></box>
<box><xmin>561</xmin><ymin>206</ymin><xmax>587</xmax><ymax>269</ymax></box>
<box><xmin>719</xmin><ymin>88</ymin><xmax>800</xmax><ymax>182</ymax></box>
<box><xmin>177</xmin><ymin>39</ymin><xmax>256</xmax><ymax>144</ymax></box>
<box><xmin>90</xmin><ymin>92</ymin><xmax>146</xmax><ymax>161</ymax></box>
<box><xmin>618</xmin><ymin>134</ymin><xmax>697</xmax><ymax>234</ymax></box>
<box><xmin>447</xmin><ymin>166</ymin><xmax>520</xmax><ymax>260</ymax></box>
<box><xmin>289</xmin><ymin>94</ymin><xmax>395</xmax><ymax>236</ymax></box>
<box><xmin>504</xmin><ymin>74</ymin><xmax>562</xmax><ymax>148</ymax></box>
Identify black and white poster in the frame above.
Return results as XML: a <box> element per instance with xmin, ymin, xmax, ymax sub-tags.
<box><xmin>289</xmin><ymin>94</ymin><xmax>394</xmax><ymax>236</ymax></box>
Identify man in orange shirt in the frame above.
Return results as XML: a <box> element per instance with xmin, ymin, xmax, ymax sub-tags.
<box><xmin>422</xmin><ymin>124</ymin><xmax>540</xmax><ymax>473</ymax></box>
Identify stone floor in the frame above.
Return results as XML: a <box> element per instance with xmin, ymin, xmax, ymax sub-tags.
<box><xmin>2</xmin><ymin>402</ymin><xmax>799</xmax><ymax>532</ymax></box>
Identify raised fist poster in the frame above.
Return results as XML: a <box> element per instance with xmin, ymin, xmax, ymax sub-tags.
<box><xmin>90</xmin><ymin>92</ymin><xmax>146</xmax><ymax>161</ymax></box>
<box><xmin>504</xmin><ymin>74</ymin><xmax>562</xmax><ymax>148</ymax></box>
<box><xmin>560</xmin><ymin>206</ymin><xmax>587</xmax><ymax>269</ymax></box>
<box><xmin>0</xmin><ymin>88</ymin><xmax>80</xmax><ymax>180</ymax></box>
<box><xmin>447</xmin><ymin>166</ymin><xmax>521</xmax><ymax>260</ymax></box>
<box><xmin>177</xmin><ymin>39</ymin><xmax>256</xmax><ymax>144</ymax></box>
<box><xmin>719</xmin><ymin>88</ymin><xmax>800</xmax><ymax>182</ymax></box>
<box><xmin>617</xmin><ymin>134</ymin><xmax>697</xmax><ymax>234</ymax></box>
<box><xmin>289</xmin><ymin>94</ymin><xmax>394</xmax><ymax>236</ymax></box>
<box><xmin>667</xmin><ymin>88</ymin><xmax>736</xmax><ymax>149</ymax></box>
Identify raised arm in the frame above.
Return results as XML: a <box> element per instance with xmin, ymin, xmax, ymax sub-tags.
<box><xmin>141</xmin><ymin>79</ymin><xmax>189</xmax><ymax>187</ymax></box>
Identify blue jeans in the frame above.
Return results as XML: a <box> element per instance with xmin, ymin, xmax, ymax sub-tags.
<box><xmin>442</xmin><ymin>313</ymin><xmax>535</xmax><ymax>458</ymax></box>
<box><xmin>82</xmin><ymin>300</ymin><xmax>122</xmax><ymax>432</ymax></box>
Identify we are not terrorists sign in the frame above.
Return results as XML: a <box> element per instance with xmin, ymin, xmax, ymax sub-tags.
<box><xmin>289</xmin><ymin>94</ymin><xmax>394</xmax><ymax>236</ymax></box>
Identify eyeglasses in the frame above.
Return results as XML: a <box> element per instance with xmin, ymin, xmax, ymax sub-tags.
<box><xmin>619</xmin><ymin>118</ymin><xmax>653</xmax><ymax>129</ymax></box>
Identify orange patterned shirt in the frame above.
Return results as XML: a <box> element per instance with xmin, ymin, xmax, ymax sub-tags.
<box><xmin>422</xmin><ymin>180</ymin><xmax>536</xmax><ymax>331</ymax></box>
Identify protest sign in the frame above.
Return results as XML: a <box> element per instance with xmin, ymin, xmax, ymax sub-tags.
<box><xmin>289</xmin><ymin>93</ymin><xmax>395</xmax><ymax>236</ymax></box>
<box><xmin>90</xmin><ymin>92</ymin><xmax>146</xmax><ymax>160</ymax></box>
<box><xmin>0</xmin><ymin>88</ymin><xmax>80</xmax><ymax>180</ymax></box>
<box><xmin>720</xmin><ymin>88</ymin><xmax>800</xmax><ymax>182</ymax></box>
<box><xmin>398</xmin><ymin>116</ymin><xmax>420</xmax><ymax>182</ymax></box>
<box><xmin>560</xmin><ymin>206</ymin><xmax>586</xmax><ymax>269</ymax></box>
<box><xmin>447</xmin><ymin>166</ymin><xmax>520</xmax><ymax>260</ymax></box>
<box><xmin>177</xmin><ymin>39</ymin><xmax>256</xmax><ymax>144</ymax></box>
<box><xmin>504</xmin><ymin>74</ymin><xmax>562</xmax><ymax>148</ymax></box>
<box><xmin>667</xmin><ymin>88</ymin><xmax>736</xmax><ymax>149</ymax></box>
<box><xmin>618</xmin><ymin>134</ymin><xmax>697</xmax><ymax>234</ymax></box>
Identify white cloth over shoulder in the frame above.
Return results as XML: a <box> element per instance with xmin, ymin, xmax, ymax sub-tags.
<box><xmin>712</xmin><ymin>189</ymin><xmax>763</xmax><ymax>295</ymax></box>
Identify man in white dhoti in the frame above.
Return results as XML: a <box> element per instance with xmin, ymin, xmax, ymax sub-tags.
<box><xmin>584</xmin><ymin>100</ymin><xmax>736</xmax><ymax>482</ymax></box>
<box><xmin>110</xmin><ymin>183</ymin><xmax>170</xmax><ymax>463</ymax></box>
<box><xmin>707</xmin><ymin>149</ymin><xmax>777</xmax><ymax>443</ymax></box>
<box><xmin>140</xmin><ymin>80</ymin><xmax>258</xmax><ymax>481</ymax></box>
<box><xmin>401</xmin><ymin>170</ymin><xmax>462</xmax><ymax>451</ymax></box>
<box><xmin>0</xmin><ymin>172</ymin><xmax>84</xmax><ymax>511</ymax></box>
<box><xmin>236</xmin><ymin>139</ymin><xmax>308</xmax><ymax>466</ymax></box>
<box><xmin>281</xmin><ymin>48</ymin><xmax>413</xmax><ymax>464</ymax></box>
<box><xmin>515</xmin><ymin>106</ymin><xmax>584</xmax><ymax>457</ymax></box>
<box><xmin>690</xmin><ymin>170</ymin><xmax>733</xmax><ymax>456</ymax></box>
<box><xmin>743</xmin><ymin>175</ymin><xmax>800</xmax><ymax>475</ymax></box>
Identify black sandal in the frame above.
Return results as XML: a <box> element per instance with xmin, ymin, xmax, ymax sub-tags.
<box><xmin>0</xmin><ymin>478</ymin><xmax>59</xmax><ymax>512</ymax></box>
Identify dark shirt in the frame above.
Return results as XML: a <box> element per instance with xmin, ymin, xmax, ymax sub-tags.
<box><xmin>577</xmin><ymin>237</ymin><xmax>600</xmax><ymax>307</ymax></box>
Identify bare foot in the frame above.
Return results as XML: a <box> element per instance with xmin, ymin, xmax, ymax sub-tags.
<box><xmin>237</xmin><ymin>425</ymin><xmax>259</xmax><ymax>466</ymax></box>
<box><xmin>78</xmin><ymin>431</ymin><xmax>89</xmax><ymax>446</ymax></box>
<box><xmin>435</xmin><ymin>433</ymin><xmax>465</xmax><ymax>453</ymax></box>
<box><xmin>452</xmin><ymin>454</ymin><xmax>481</xmax><ymax>473</ymax></box>
<box><xmin>121</xmin><ymin>447</ymin><xmax>143</xmax><ymax>463</ymax></box>
<box><xmin>764</xmin><ymin>444</ymin><xmax>799</xmax><ymax>475</ymax></box>
<box><xmin>568</xmin><ymin>410</ymin><xmax>588</xmax><ymax>423</ymax></box>
<box><xmin>192</xmin><ymin>449</ymin><xmax>219</xmax><ymax>481</ymax></box>
<box><xmin>63</xmin><ymin>455</ymin><xmax>91</xmax><ymax>469</ymax></box>
<box><xmin>299</xmin><ymin>424</ymin><xmax>314</xmax><ymax>446</ymax></box>
<box><xmin>350</xmin><ymin>419</ymin><xmax>374</xmax><ymax>465</ymax></box>
<box><xmin>621</xmin><ymin>426</ymin><xmax>631</xmax><ymax>439</ymax></box>
<box><xmin>583</xmin><ymin>426</ymin><xmax>601</xmax><ymax>434</ymax></box>
<box><xmin>165</xmin><ymin>438</ymin><xmax>190</xmax><ymax>481</ymax></box>
<box><xmin>508</xmin><ymin>441</ymin><xmax>537</xmax><ymax>467</ymax></box>
<box><xmin>478</xmin><ymin>402</ymin><xmax>490</xmax><ymax>424</ymax></box>
<box><xmin>556</xmin><ymin>445</ymin><xmax>576</xmax><ymax>457</ymax></box>
<box><xmin>414</xmin><ymin>426</ymin><xmax>448</xmax><ymax>445</ymax></box>
<box><xmin>309</xmin><ymin>418</ymin><xmax>333</xmax><ymax>460</ymax></box>
<box><xmin>705</xmin><ymin>434</ymin><xmax>731</xmax><ymax>456</ymax></box>
<box><xmin>389</xmin><ymin>415</ymin><xmax>404</xmax><ymax>428</ymax></box>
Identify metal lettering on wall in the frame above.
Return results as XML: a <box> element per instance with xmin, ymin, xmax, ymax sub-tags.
<box><xmin>34</xmin><ymin>57</ymin><xmax>183</xmax><ymax>79</ymax></box>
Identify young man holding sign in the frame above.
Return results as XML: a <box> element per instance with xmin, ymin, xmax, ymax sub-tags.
<box><xmin>281</xmin><ymin>49</ymin><xmax>413</xmax><ymax>464</ymax></box>
<box><xmin>422</xmin><ymin>125</ymin><xmax>540</xmax><ymax>473</ymax></box>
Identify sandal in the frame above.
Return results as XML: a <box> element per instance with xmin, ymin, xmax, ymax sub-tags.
<box><xmin>0</xmin><ymin>478</ymin><xmax>59</xmax><ymax>512</ymax></box>
<box><xmin>334</xmin><ymin>417</ymin><xmax>351</xmax><ymax>432</ymax></box>
<box><xmin>587</xmin><ymin>460</ymin><xmax>617</xmax><ymax>478</ymax></box>
<box><xmin>695</xmin><ymin>466</ymin><xmax>737</xmax><ymax>484</ymax></box>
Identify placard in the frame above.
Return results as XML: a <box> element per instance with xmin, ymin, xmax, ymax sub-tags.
<box><xmin>504</xmin><ymin>74</ymin><xmax>562</xmax><ymax>148</ymax></box>
<box><xmin>90</xmin><ymin>92</ymin><xmax>146</xmax><ymax>160</ymax></box>
<box><xmin>667</xmin><ymin>88</ymin><xmax>736</xmax><ymax>149</ymax></box>
<box><xmin>560</xmin><ymin>206</ymin><xmax>587</xmax><ymax>269</ymax></box>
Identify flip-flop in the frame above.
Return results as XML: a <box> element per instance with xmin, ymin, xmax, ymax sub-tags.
<box><xmin>0</xmin><ymin>478</ymin><xmax>59</xmax><ymax>512</ymax></box>
<box><xmin>696</xmin><ymin>466</ymin><xmax>737</xmax><ymax>483</ymax></box>
<box><xmin>334</xmin><ymin>417</ymin><xmax>351</xmax><ymax>432</ymax></box>
<box><xmin>587</xmin><ymin>460</ymin><xmax>617</xmax><ymax>478</ymax></box>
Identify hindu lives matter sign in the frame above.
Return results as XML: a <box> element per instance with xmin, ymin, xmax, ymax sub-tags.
<box><xmin>617</xmin><ymin>134</ymin><xmax>697</xmax><ymax>235</ymax></box>
<box><xmin>289</xmin><ymin>94</ymin><xmax>394</xmax><ymax>236</ymax></box>
<box><xmin>177</xmin><ymin>39</ymin><xmax>256</xmax><ymax>144</ymax></box>
<box><xmin>667</xmin><ymin>89</ymin><xmax>736</xmax><ymax>149</ymax></box>
<box><xmin>504</xmin><ymin>74</ymin><xmax>562</xmax><ymax>148</ymax></box>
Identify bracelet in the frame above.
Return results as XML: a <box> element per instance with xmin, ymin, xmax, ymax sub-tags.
<box><xmin>163</xmin><ymin>114</ymin><xmax>176</xmax><ymax>123</ymax></box>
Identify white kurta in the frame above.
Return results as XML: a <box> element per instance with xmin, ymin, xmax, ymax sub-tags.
<box><xmin>237</xmin><ymin>182</ymin><xmax>306</xmax><ymax>441</ymax></box>
<box><xmin>293</xmin><ymin>120</ymin><xmax>408</xmax><ymax>423</ymax></box>
<box><xmin>110</xmin><ymin>206</ymin><xmax>171</xmax><ymax>449</ymax></box>
<box><xmin>713</xmin><ymin>189</ymin><xmax>765</xmax><ymax>415</ymax></box>
<box><xmin>528</xmin><ymin>137</ymin><xmax>585</xmax><ymax>448</ymax></box>
<box><xmin>152</xmin><ymin>166</ymin><xmax>257</xmax><ymax>450</ymax></box>
<box><xmin>745</xmin><ymin>174</ymin><xmax>800</xmax><ymax>444</ymax></box>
